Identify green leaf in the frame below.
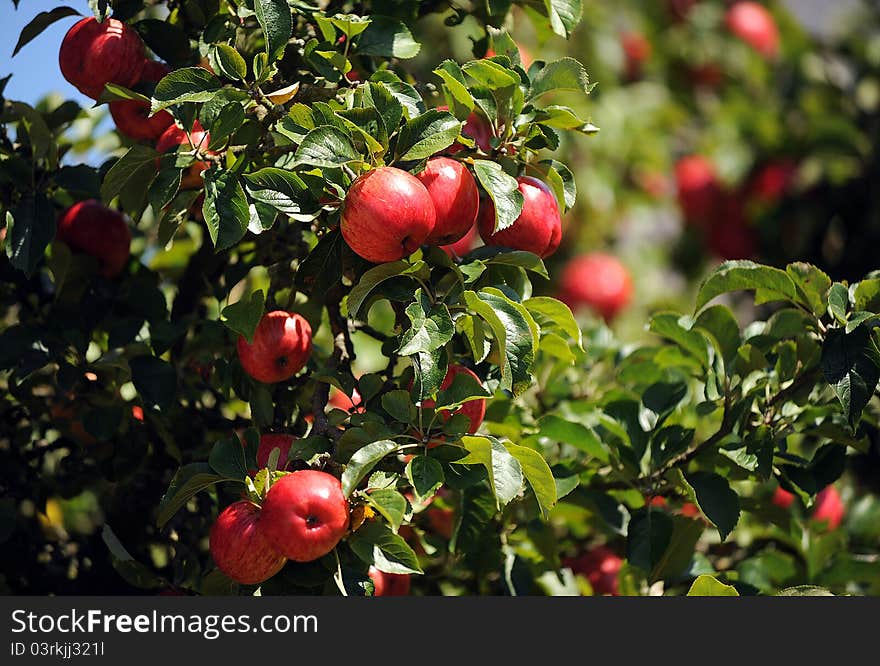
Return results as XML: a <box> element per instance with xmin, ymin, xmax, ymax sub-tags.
<box><xmin>220</xmin><ymin>290</ymin><xmax>265</xmax><ymax>343</ymax></box>
<box><xmin>473</xmin><ymin>160</ymin><xmax>524</xmax><ymax>233</ymax></box>
<box><xmin>776</xmin><ymin>585</ymin><xmax>834</xmax><ymax>597</ymax></box>
<box><xmin>821</xmin><ymin>325</ymin><xmax>880</xmax><ymax>428</ymax></box>
<box><xmin>649</xmin><ymin>313</ymin><xmax>709</xmax><ymax>369</ymax></box>
<box><xmin>148</xmin><ymin>161</ymin><xmax>182</xmax><ymax>216</ymax></box>
<box><xmin>433</xmin><ymin>60</ymin><xmax>474</xmax><ymax>117</ymax></box>
<box><xmin>456</xmin><ymin>436</ymin><xmax>523</xmax><ymax>509</ymax></box>
<box><xmin>524</xmin><ymin>296</ymin><xmax>582</xmax><ymax>347</ymax></box>
<box><xmin>211</xmin><ymin>44</ymin><xmax>247</xmax><ymax>81</ymax></box>
<box><xmin>366</xmin><ymin>489</ymin><xmax>407</xmax><ymax>532</ymax></box>
<box><xmin>507</xmin><ymin>444</ymin><xmax>556</xmax><ymax>519</ymax></box>
<box><xmin>626</xmin><ymin>508</ymin><xmax>674</xmax><ymax>573</ymax></box>
<box><xmin>129</xmin><ymin>355</ymin><xmax>176</xmax><ymax>410</ymax></box>
<box><xmin>341</xmin><ymin>440</ymin><xmax>398</xmax><ymax>497</ymax></box>
<box><xmin>528</xmin><ymin>58</ymin><xmax>592</xmax><ymax>100</ymax></box>
<box><xmin>687</xmin><ymin>575</ymin><xmax>739</xmax><ymax>596</ymax></box>
<box><xmin>9</xmin><ymin>102</ymin><xmax>55</xmax><ymax>168</ymax></box>
<box><xmin>254</xmin><ymin>0</ymin><xmax>292</xmax><ymax>61</ymax></box>
<box><xmin>651</xmin><ymin>515</ymin><xmax>705</xmax><ymax>582</ymax></box>
<box><xmin>151</xmin><ymin>67</ymin><xmax>221</xmax><ymax>114</ymax></box>
<box><xmin>398</xmin><ymin>291</ymin><xmax>454</xmax><ymax>356</ymax></box>
<box><xmin>536</xmin><ymin>159</ymin><xmax>577</xmax><ymax>211</ymax></box>
<box><xmin>328</xmin><ymin>14</ymin><xmax>372</xmax><ymax>38</ymax></box>
<box><xmin>434</xmin><ymin>371</ymin><xmax>491</xmax><ymax>410</ymax></box>
<box><xmin>380</xmin><ymin>390</ymin><xmax>416</xmax><ymax>423</ymax></box>
<box><xmin>405</xmin><ymin>455</ymin><xmax>444</xmax><ymax>500</ymax></box>
<box><xmin>243</xmin><ymin>168</ymin><xmax>319</xmax><ymax>220</ymax></box>
<box><xmin>5</xmin><ymin>194</ymin><xmax>55</xmax><ymax>277</ymax></box>
<box><xmin>101</xmin><ymin>144</ymin><xmax>158</xmax><ymax>203</ymax></box>
<box><xmin>540</xmin><ymin>0</ymin><xmax>583</xmax><ymax>38</ymax></box>
<box><xmin>828</xmin><ymin>282</ymin><xmax>849</xmax><ymax>323</ymax></box>
<box><xmin>349</xmin><ymin>520</ymin><xmax>423</xmax><ymax>574</ymax></box>
<box><xmin>693</xmin><ymin>304</ymin><xmax>741</xmax><ymax>368</ymax></box>
<box><xmin>695</xmin><ymin>260</ymin><xmax>798</xmax><ymax>312</ymax></box>
<box><xmin>537</xmin><ymin>415</ymin><xmax>607</xmax><ymax>462</ymax></box>
<box><xmin>462</xmin><ymin>59</ymin><xmax>520</xmax><ymax>90</ymax></box>
<box><xmin>133</xmin><ymin>19</ymin><xmax>190</xmax><ymax>66</ymax></box>
<box><xmin>202</xmin><ymin>169</ymin><xmax>249</xmax><ymax>251</ymax></box>
<box><xmin>411</xmin><ymin>347</ymin><xmax>448</xmax><ymax>401</ymax></box>
<box><xmin>13</xmin><ymin>6</ymin><xmax>80</xmax><ymax>56</ymax></box>
<box><xmin>346</xmin><ymin>260</ymin><xmax>426</xmax><ymax>318</ymax></box>
<box><xmin>643</xmin><ymin>381</ymin><xmax>687</xmax><ymax>417</ymax></box>
<box><xmin>682</xmin><ymin>471</ymin><xmax>740</xmax><ymax>540</ymax></box>
<box><xmin>395</xmin><ymin>110</ymin><xmax>460</xmax><ymax>161</ymax></box>
<box><xmin>294</xmin><ymin>126</ymin><xmax>360</xmax><ymax>168</ymax></box>
<box><xmin>207</xmin><ymin>102</ymin><xmax>246</xmax><ymax>150</ymax></box>
<box><xmin>209</xmin><ymin>435</ymin><xmax>248</xmax><ymax>480</ymax></box>
<box><xmin>157</xmin><ymin>463</ymin><xmax>224</xmax><ymax>528</ymax></box>
<box><xmin>356</xmin><ymin>16</ymin><xmax>420</xmax><ymax>59</ymax></box>
<box><xmin>854</xmin><ymin>278</ymin><xmax>880</xmax><ymax>312</ymax></box>
<box><xmin>786</xmin><ymin>262</ymin><xmax>832</xmax><ymax>316</ymax></box>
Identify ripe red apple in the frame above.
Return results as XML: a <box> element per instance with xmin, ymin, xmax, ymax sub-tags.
<box><xmin>258</xmin><ymin>470</ymin><xmax>350</xmax><ymax>561</ymax></box>
<box><xmin>328</xmin><ymin>387</ymin><xmax>363</xmax><ymax>412</ymax></box>
<box><xmin>237</xmin><ymin>311</ymin><xmax>313</xmax><ymax>384</ymax></box>
<box><xmin>59</xmin><ymin>17</ymin><xmax>145</xmax><ymax>100</ymax></box>
<box><xmin>426</xmin><ymin>506</ymin><xmax>454</xmax><ymax>539</ymax></box>
<box><xmin>420</xmin><ymin>364</ymin><xmax>487</xmax><ymax>436</ymax></box>
<box><xmin>256</xmin><ymin>433</ymin><xmax>296</xmax><ymax>471</ymax></box>
<box><xmin>748</xmin><ymin>160</ymin><xmax>796</xmax><ymax>204</ymax></box>
<box><xmin>155</xmin><ymin>120</ymin><xmax>213</xmax><ymax>189</ymax></box>
<box><xmin>209</xmin><ymin>501</ymin><xmax>287</xmax><ymax>585</ymax></box>
<box><xmin>621</xmin><ymin>31</ymin><xmax>652</xmax><ymax>80</ymax></box>
<box><xmin>415</xmin><ymin>157</ymin><xmax>480</xmax><ymax>246</ymax></box>
<box><xmin>56</xmin><ymin>200</ymin><xmax>131</xmax><ymax>278</ymax></box>
<box><xmin>772</xmin><ymin>486</ymin><xmax>795</xmax><ymax>509</ymax></box>
<box><xmin>477</xmin><ymin>176</ymin><xmax>562</xmax><ymax>258</ymax></box>
<box><xmin>368</xmin><ymin>566</ymin><xmax>411</xmax><ymax>596</ymax></box>
<box><xmin>675</xmin><ymin>155</ymin><xmax>721</xmax><ymax>226</ymax></box>
<box><xmin>109</xmin><ymin>60</ymin><xmax>174</xmax><ymax>141</ymax></box>
<box><xmin>131</xmin><ymin>405</ymin><xmax>144</xmax><ymax>422</ymax></box>
<box><xmin>812</xmin><ymin>485</ymin><xmax>845</xmax><ymax>530</ymax></box>
<box><xmin>564</xmin><ymin>545</ymin><xmax>622</xmax><ymax>596</ymax></box>
<box><xmin>441</xmin><ymin>225</ymin><xmax>480</xmax><ymax>258</ymax></box>
<box><xmin>558</xmin><ymin>252</ymin><xmax>633</xmax><ymax>322</ymax></box>
<box><xmin>340</xmin><ymin>167</ymin><xmax>436</xmax><ymax>263</ymax></box>
<box><xmin>706</xmin><ymin>193</ymin><xmax>757</xmax><ymax>260</ymax></box>
<box><xmin>725</xmin><ymin>2</ymin><xmax>780</xmax><ymax>59</ymax></box>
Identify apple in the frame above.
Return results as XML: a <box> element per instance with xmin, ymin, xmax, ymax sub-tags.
<box><xmin>426</xmin><ymin>506</ymin><xmax>454</xmax><ymax>539</ymax></box>
<box><xmin>155</xmin><ymin>120</ymin><xmax>213</xmax><ymax>189</ymax></box>
<box><xmin>415</xmin><ymin>157</ymin><xmax>480</xmax><ymax>246</ymax></box>
<box><xmin>441</xmin><ymin>225</ymin><xmax>481</xmax><ymax>258</ymax></box>
<box><xmin>256</xmin><ymin>433</ymin><xmax>296</xmax><ymax>471</ymax></box>
<box><xmin>258</xmin><ymin>470</ymin><xmax>350</xmax><ymax>561</ymax></box>
<box><xmin>706</xmin><ymin>193</ymin><xmax>757</xmax><ymax>260</ymax></box>
<box><xmin>773</xmin><ymin>486</ymin><xmax>795</xmax><ymax>509</ymax></box>
<box><xmin>477</xmin><ymin>176</ymin><xmax>562</xmax><ymax>258</ymax></box>
<box><xmin>564</xmin><ymin>545</ymin><xmax>622</xmax><ymax>596</ymax></box>
<box><xmin>328</xmin><ymin>387</ymin><xmax>363</xmax><ymax>412</ymax></box>
<box><xmin>340</xmin><ymin>167</ymin><xmax>436</xmax><ymax>263</ymax></box>
<box><xmin>689</xmin><ymin>63</ymin><xmax>724</xmax><ymax>89</ymax></box>
<box><xmin>368</xmin><ymin>566</ymin><xmax>411</xmax><ymax>596</ymax></box>
<box><xmin>209</xmin><ymin>501</ymin><xmax>286</xmax><ymax>585</ymax></box>
<box><xmin>420</xmin><ymin>364</ymin><xmax>487</xmax><ymax>436</ymax></box>
<box><xmin>748</xmin><ymin>160</ymin><xmax>796</xmax><ymax>204</ymax></box>
<box><xmin>56</xmin><ymin>200</ymin><xmax>131</xmax><ymax>278</ymax></box>
<box><xmin>59</xmin><ymin>17</ymin><xmax>145</xmax><ymax>100</ymax></box>
<box><xmin>558</xmin><ymin>252</ymin><xmax>633</xmax><ymax>322</ymax></box>
<box><xmin>131</xmin><ymin>405</ymin><xmax>144</xmax><ymax>422</ymax></box>
<box><xmin>620</xmin><ymin>31</ymin><xmax>652</xmax><ymax>80</ymax></box>
<box><xmin>812</xmin><ymin>485</ymin><xmax>845</xmax><ymax>530</ymax></box>
<box><xmin>237</xmin><ymin>311</ymin><xmax>312</xmax><ymax>384</ymax></box>
<box><xmin>725</xmin><ymin>2</ymin><xmax>780</xmax><ymax>59</ymax></box>
<box><xmin>675</xmin><ymin>155</ymin><xmax>721</xmax><ymax>226</ymax></box>
<box><xmin>109</xmin><ymin>60</ymin><xmax>174</xmax><ymax>141</ymax></box>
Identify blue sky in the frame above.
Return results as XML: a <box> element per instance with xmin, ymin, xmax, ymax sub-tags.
<box><xmin>1</xmin><ymin>0</ymin><xmax>94</xmax><ymax>106</ymax></box>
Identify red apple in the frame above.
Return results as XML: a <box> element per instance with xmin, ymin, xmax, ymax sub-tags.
<box><xmin>689</xmin><ymin>63</ymin><xmax>724</xmax><ymax>89</ymax></box>
<box><xmin>426</xmin><ymin>506</ymin><xmax>454</xmax><ymax>539</ymax></box>
<box><xmin>258</xmin><ymin>470</ymin><xmax>350</xmax><ymax>561</ymax></box>
<box><xmin>706</xmin><ymin>193</ymin><xmax>757</xmax><ymax>260</ymax></box>
<box><xmin>59</xmin><ymin>17</ymin><xmax>145</xmax><ymax>100</ymax></box>
<box><xmin>748</xmin><ymin>160</ymin><xmax>796</xmax><ymax>204</ymax></box>
<box><xmin>420</xmin><ymin>364</ymin><xmax>487</xmax><ymax>436</ymax></box>
<box><xmin>256</xmin><ymin>433</ymin><xmax>296</xmax><ymax>471</ymax></box>
<box><xmin>621</xmin><ymin>31</ymin><xmax>652</xmax><ymax>80</ymax></box>
<box><xmin>558</xmin><ymin>252</ymin><xmax>633</xmax><ymax>322</ymax></box>
<box><xmin>109</xmin><ymin>60</ymin><xmax>174</xmax><ymax>141</ymax></box>
<box><xmin>564</xmin><ymin>545</ymin><xmax>622</xmax><ymax>596</ymax></box>
<box><xmin>812</xmin><ymin>486</ymin><xmax>844</xmax><ymax>530</ymax></box>
<box><xmin>340</xmin><ymin>167</ymin><xmax>436</xmax><ymax>263</ymax></box>
<box><xmin>210</xmin><ymin>501</ymin><xmax>286</xmax><ymax>584</ymax></box>
<box><xmin>237</xmin><ymin>311</ymin><xmax>313</xmax><ymax>384</ymax></box>
<box><xmin>675</xmin><ymin>155</ymin><xmax>721</xmax><ymax>226</ymax></box>
<box><xmin>131</xmin><ymin>405</ymin><xmax>144</xmax><ymax>422</ymax></box>
<box><xmin>772</xmin><ymin>486</ymin><xmax>795</xmax><ymax>509</ymax></box>
<box><xmin>680</xmin><ymin>502</ymin><xmax>701</xmax><ymax>519</ymax></box>
<box><xmin>725</xmin><ymin>2</ymin><xmax>780</xmax><ymax>59</ymax></box>
<box><xmin>368</xmin><ymin>566</ymin><xmax>411</xmax><ymax>596</ymax></box>
<box><xmin>56</xmin><ymin>200</ymin><xmax>131</xmax><ymax>278</ymax></box>
<box><xmin>155</xmin><ymin>120</ymin><xmax>213</xmax><ymax>189</ymax></box>
<box><xmin>416</xmin><ymin>157</ymin><xmax>480</xmax><ymax>246</ymax></box>
<box><xmin>441</xmin><ymin>225</ymin><xmax>481</xmax><ymax>258</ymax></box>
<box><xmin>477</xmin><ymin>176</ymin><xmax>562</xmax><ymax>258</ymax></box>
<box><xmin>440</xmin><ymin>106</ymin><xmax>494</xmax><ymax>154</ymax></box>
<box><xmin>328</xmin><ymin>387</ymin><xmax>363</xmax><ymax>412</ymax></box>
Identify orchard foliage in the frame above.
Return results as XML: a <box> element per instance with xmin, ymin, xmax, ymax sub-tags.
<box><xmin>0</xmin><ymin>0</ymin><xmax>879</xmax><ymax>597</ymax></box>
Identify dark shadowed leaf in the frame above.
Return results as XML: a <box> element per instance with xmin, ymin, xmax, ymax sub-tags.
<box><xmin>13</xmin><ymin>6</ymin><xmax>80</xmax><ymax>56</ymax></box>
<box><xmin>254</xmin><ymin>0</ymin><xmax>292</xmax><ymax>61</ymax></box>
<box><xmin>5</xmin><ymin>194</ymin><xmax>55</xmax><ymax>277</ymax></box>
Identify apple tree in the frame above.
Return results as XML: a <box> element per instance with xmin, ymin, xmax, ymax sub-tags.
<box><xmin>1</xmin><ymin>0</ymin><xmax>879</xmax><ymax>597</ymax></box>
